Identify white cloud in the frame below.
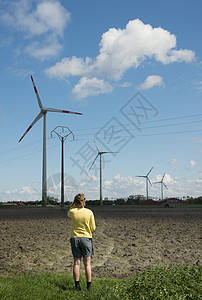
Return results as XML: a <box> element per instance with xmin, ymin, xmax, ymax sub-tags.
<box><xmin>138</xmin><ymin>75</ymin><xmax>165</xmax><ymax>90</ymax></box>
<box><xmin>72</xmin><ymin>77</ymin><xmax>114</xmax><ymax>100</ymax></box>
<box><xmin>0</xmin><ymin>0</ymin><xmax>70</xmax><ymax>60</ymax></box>
<box><xmin>186</xmin><ymin>160</ymin><xmax>197</xmax><ymax>169</ymax></box>
<box><xmin>46</xmin><ymin>19</ymin><xmax>195</xmax><ymax>80</ymax></box>
<box><xmin>82</xmin><ymin>173</ymin><xmax>202</xmax><ymax>199</ymax></box>
<box><xmin>3</xmin><ymin>186</ymin><xmax>41</xmax><ymax>201</ymax></box>
<box><xmin>25</xmin><ymin>38</ymin><xmax>62</xmax><ymax>61</ymax></box>
<box><xmin>46</xmin><ymin>18</ymin><xmax>195</xmax><ymax>99</ymax></box>
<box><xmin>153</xmin><ymin>173</ymin><xmax>175</xmax><ymax>185</ymax></box>
<box><xmin>47</xmin><ymin>56</ymin><xmax>92</xmax><ymax>78</ymax></box>
<box><xmin>161</xmin><ymin>173</ymin><xmax>177</xmax><ymax>185</ymax></box>
<box><xmin>2</xmin><ymin>171</ymin><xmax>202</xmax><ymax>202</ymax></box>
<box><xmin>119</xmin><ymin>81</ymin><xmax>132</xmax><ymax>88</ymax></box>
<box><xmin>1</xmin><ymin>0</ymin><xmax>70</xmax><ymax>36</ymax></box>
<box><xmin>170</xmin><ymin>158</ymin><xmax>177</xmax><ymax>165</ymax></box>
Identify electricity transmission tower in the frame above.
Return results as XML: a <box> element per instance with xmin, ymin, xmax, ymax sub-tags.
<box><xmin>51</xmin><ymin>126</ymin><xmax>74</xmax><ymax>210</ymax></box>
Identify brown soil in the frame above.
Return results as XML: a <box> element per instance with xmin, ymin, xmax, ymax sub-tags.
<box><xmin>0</xmin><ymin>205</ymin><xmax>201</xmax><ymax>278</ymax></box>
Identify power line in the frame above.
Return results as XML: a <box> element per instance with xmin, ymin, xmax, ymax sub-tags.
<box><xmin>1</xmin><ymin>113</ymin><xmax>202</xmax><ymax>163</ymax></box>
<box><xmin>1</xmin><ymin>113</ymin><xmax>202</xmax><ymax>156</ymax></box>
<box><xmin>72</xmin><ymin>119</ymin><xmax>202</xmax><ymax>138</ymax></box>
<box><xmin>72</xmin><ymin>113</ymin><xmax>202</xmax><ymax>133</ymax></box>
<box><xmin>1</xmin><ymin>127</ymin><xmax>201</xmax><ymax>164</ymax></box>
<box><xmin>70</xmin><ymin>128</ymin><xmax>202</xmax><ymax>141</ymax></box>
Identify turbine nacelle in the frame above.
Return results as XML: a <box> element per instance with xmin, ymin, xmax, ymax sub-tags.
<box><xmin>136</xmin><ymin>167</ymin><xmax>154</xmax><ymax>199</ymax></box>
<box><xmin>41</xmin><ymin>108</ymin><xmax>47</xmax><ymax>114</ymax></box>
<box><xmin>153</xmin><ymin>173</ymin><xmax>168</xmax><ymax>200</ymax></box>
<box><xmin>89</xmin><ymin>137</ymin><xmax>117</xmax><ymax>171</ymax></box>
<box><xmin>88</xmin><ymin>137</ymin><xmax>117</xmax><ymax>205</ymax></box>
<box><xmin>153</xmin><ymin>173</ymin><xmax>168</xmax><ymax>188</ymax></box>
<box><xmin>19</xmin><ymin>75</ymin><xmax>82</xmax><ymax>143</ymax></box>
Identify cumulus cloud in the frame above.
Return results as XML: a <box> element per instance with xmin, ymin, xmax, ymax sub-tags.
<box><xmin>46</xmin><ymin>18</ymin><xmax>195</xmax><ymax>99</ymax></box>
<box><xmin>25</xmin><ymin>39</ymin><xmax>63</xmax><ymax>61</ymax></box>
<box><xmin>3</xmin><ymin>186</ymin><xmax>41</xmax><ymax>201</ymax></box>
<box><xmin>72</xmin><ymin>77</ymin><xmax>114</xmax><ymax>100</ymax></box>
<box><xmin>138</xmin><ymin>75</ymin><xmax>165</xmax><ymax>90</ymax></box>
<box><xmin>0</xmin><ymin>0</ymin><xmax>70</xmax><ymax>60</ymax></box>
<box><xmin>2</xmin><ymin>171</ymin><xmax>202</xmax><ymax>202</ymax></box>
<box><xmin>1</xmin><ymin>0</ymin><xmax>70</xmax><ymax>36</ymax></box>
<box><xmin>170</xmin><ymin>158</ymin><xmax>177</xmax><ymax>165</ymax></box>
<box><xmin>186</xmin><ymin>160</ymin><xmax>197</xmax><ymax>169</ymax></box>
<box><xmin>47</xmin><ymin>56</ymin><xmax>92</xmax><ymax>78</ymax></box>
<box><xmin>119</xmin><ymin>81</ymin><xmax>132</xmax><ymax>88</ymax></box>
<box><xmin>46</xmin><ymin>19</ymin><xmax>195</xmax><ymax>78</ymax></box>
<box><xmin>81</xmin><ymin>173</ymin><xmax>201</xmax><ymax>200</ymax></box>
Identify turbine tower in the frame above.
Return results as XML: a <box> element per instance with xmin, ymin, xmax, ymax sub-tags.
<box><xmin>154</xmin><ymin>173</ymin><xmax>168</xmax><ymax>200</ymax></box>
<box><xmin>19</xmin><ymin>75</ymin><xmax>82</xmax><ymax>207</ymax></box>
<box><xmin>136</xmin><ymin>167</ymin><xmax>153</xmax><ymax>200</ymax></box>
<box><xmin>89</xmin><ymin>138</ymin><xmax>116</xmax><ymax>205</ymax></box>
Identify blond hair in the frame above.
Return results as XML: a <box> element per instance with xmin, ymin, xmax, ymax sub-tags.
<box><xmin>73</xmin><ymin>193</ymin><xmax>86</xmax><ymax>208</ymax></box>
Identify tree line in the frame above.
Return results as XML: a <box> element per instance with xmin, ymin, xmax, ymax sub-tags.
<box><xmin>2</xmin><ymin>195</ymin><xmax>202</xmax><ymax>206</ymax></box>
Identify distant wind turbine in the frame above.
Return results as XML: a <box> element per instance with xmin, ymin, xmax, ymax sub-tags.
<box><xmin>153</xmin><ymin>173</ymin><xmax>168</xmax><ymax>200</ymax></box>
<box><xmin>136</xmin><ymin>167</ymin><xmax>153</xmax><ymax>200</ymax></box>
<box><xmin>89</xmin><ymin>138</ymin><xmax>116</xmax><ymax>205</ymax></box>
<box><xmin>19</xmin><ymin>75</ymin><xmax>82</xmax><ymax>206</ymax></box>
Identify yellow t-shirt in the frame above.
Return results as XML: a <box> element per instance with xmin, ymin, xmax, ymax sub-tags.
<box><xmin>68</xmin><ymin>207</ymin><xmax>96</xmax><ymax>238</ymax></box>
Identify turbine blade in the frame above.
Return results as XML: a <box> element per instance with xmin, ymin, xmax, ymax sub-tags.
<box><xmin>148</xmin><ymin>178</ymin><xmax>152</xmax><ymax>187</ymax></box>
<box><xmin>91</xmin><ymin>137</ymin><xmax>101</xmax><ymax>152</ymax></box>
<box><xmin>163</xmin><ymin>183</ymin><xmax>168</xmax><ymax>189</ymax></box>
<box><xmin>46</xmin><ymin>108</ymin><xmax>82</xmax><ymax>115</ymax></box>
<box><xmin>31</xmin><ymin>76</ymin><xmax>43</xmax><ymax>109</ymax></box>
<box><xmin>162</xmin><ymin>173</ymin><xmax>166</xmax><ymax>181</ymax></box>
<box><xmin>101</xmin><ymin>151</ymin><xmax>118</xmax><ymax>154</ymax></box>
<box><xmin>147</xmin><ymin>167</ymin><xmax>154</xmax><ymax>176</ymax></box>
<box><xmin>18</xmin><ymin>112</ymin><xmax>43</xmax><ymax>142</ymax></box>
<box><xmin>88</xmin><ymin>154</ymin><xmax>99</xmax><ymax>171</ymax></box>
<box><xmin>136</xmin><ymin>175</ymin><xmax>146</xmax><ymax>178</ymax></box>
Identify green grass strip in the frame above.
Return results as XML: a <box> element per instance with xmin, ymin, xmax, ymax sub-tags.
<box><xmin>0</xmin><ymin>265</ymin><xmax>201</xmax><ymax>300</ymax></box>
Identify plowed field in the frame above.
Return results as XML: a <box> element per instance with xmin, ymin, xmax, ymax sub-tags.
<box><xmin>0</xmin><ymin>206</ymin><xmax>201</xmax><ymax>278</ymax></box>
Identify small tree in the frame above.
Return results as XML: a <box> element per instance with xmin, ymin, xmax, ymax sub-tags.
<box><xmin>47</xmin><ymin>196</ymin><xmax>59</xmax><ymax>205</ymax></box>
<box><xmin>126</xmin><ymin>195</ymin><xmax>145</xmax><ymax>205</ymax></box>
<box><xmin>114</xmin><ymin>198</ymin><xmax>125</xmax><ymax>205</ymax></box>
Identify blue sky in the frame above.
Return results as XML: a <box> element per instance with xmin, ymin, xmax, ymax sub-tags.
<box><xmin>0</xmin><ymin>0</ymin><xmax>202</xmax><ymax>202</ymax></box>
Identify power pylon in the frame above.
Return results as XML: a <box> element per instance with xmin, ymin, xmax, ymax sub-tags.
<box><xmin>51</xmin><ymin>126</ymin><xmax>74</xmax><ymax>210</ymax></box>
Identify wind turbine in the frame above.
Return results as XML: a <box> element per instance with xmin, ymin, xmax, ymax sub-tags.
<box><xmin>19</xmin><ymin>75</ymin><xmax>82</xmax><ymax>206</ymax></box>
<box><xmin>136</xmin><ymin>167</ymin><xmax>153</xmax><ymax>200</ymax></box>
<box><xmin>89</xmin><ymin>138</ymin><xmax>116</xmax><ymax>205</ymax></box>
<box><xmin>153</xmin><ymin>173</ymin><xmax>168</xmax><ymax>200</ymax></box>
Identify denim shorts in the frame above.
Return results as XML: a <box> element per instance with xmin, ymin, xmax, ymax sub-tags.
<box><xmin>70</xmin><ymin>237</ymin><xmax>94</xmax><ymax>258</ymax></box>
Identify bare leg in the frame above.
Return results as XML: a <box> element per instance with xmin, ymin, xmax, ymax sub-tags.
<box><xmin>73</xmin><ymin>258</ymin><xmax>81</xmax><ymax>282</ymax></box>
<box><xmin>83</xmin><ymin>256</ymin><xmax>91</xmax><ymax>282</ymax></box>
